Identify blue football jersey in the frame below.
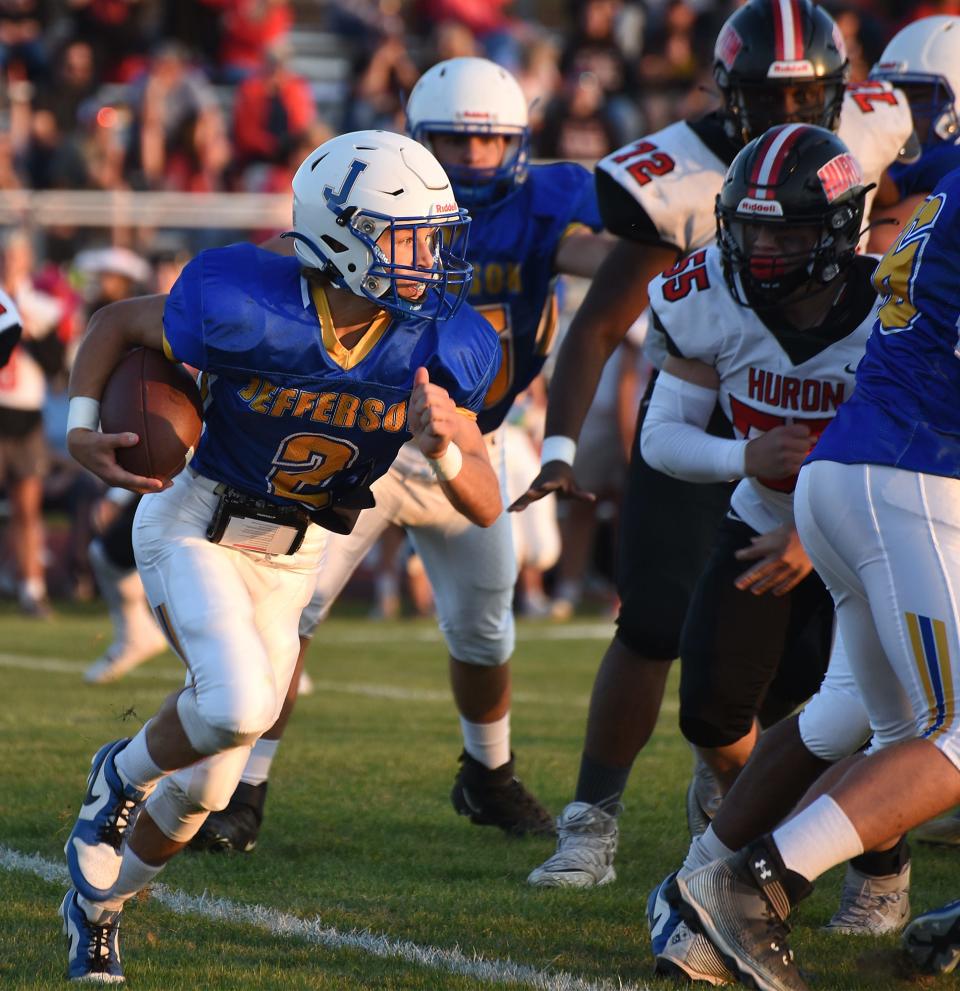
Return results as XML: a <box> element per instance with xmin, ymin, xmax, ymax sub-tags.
<box><xmin>810</xmin><ymin>169</ymin><xmax>960</xmax><ymax>478</ymax></box>
<box><xmin>889</xmin><ymin>139</ymin><xmax>960</xmax><ymax>199</ymax></box>
<box><xmin>467</xmin><ymin>162</ymin><xmax>602</xmax><ymax>434</ymax></box>
<box><xmin>162</xmin><ymin>243</ymin><xmax>501</xmax><ymax>512</ymax></box>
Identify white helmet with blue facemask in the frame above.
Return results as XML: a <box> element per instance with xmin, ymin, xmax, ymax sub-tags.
<box><xmin>870</xmin><ymin>16</ymin><xmax>960</xmax><ymax>149</ymax></box>
<box><xmin>285</xmin><ymin>130</ymin><xmax>472</xmax><ymax>321</ymax></box>
<box><xmin>406</xmin><ymin>57</ymin><xmax>531</xmax><ymax>209</ymax></box>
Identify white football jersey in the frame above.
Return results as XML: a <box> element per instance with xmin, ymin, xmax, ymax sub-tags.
<box><xmin>597</xmin><ymin>84</ymin><xmax>912</xmax><ymax>366</ymax></box>
<box><xmin>648</xmin><ymin>246</ymin><xmax>877</xmax><ymax>534</ymax></box>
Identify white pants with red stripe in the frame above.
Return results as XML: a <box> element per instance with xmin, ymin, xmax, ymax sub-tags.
<box><xmin>795</xmin><ymin>460</ymin><xmax>960</xmax><ymax>771</ymax></box>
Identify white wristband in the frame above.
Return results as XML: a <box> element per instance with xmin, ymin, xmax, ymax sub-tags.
<box><xmin>428</xmin><ymin>442</ymin><xmax>463</xmax><ymax>482</ymax></box>
<box><xmin>540</xmin><ymin>435</ymin><xmax>577</xmax><ymax>467</ymax></box>
<box><xmin>67</xmin><ymin>396</ymin><xmax>101</xmax><ymax>433</ymax></box>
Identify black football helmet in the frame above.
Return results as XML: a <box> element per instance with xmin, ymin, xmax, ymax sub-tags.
<box><xmin>716</xmin><ymin>123</ymin><xmax>868</xmax><ymax>307</ymax></box>
<box><xmin>714</xmin><ymin>0</ymin><xmax>849</xmax><ymax>145</ymax></box>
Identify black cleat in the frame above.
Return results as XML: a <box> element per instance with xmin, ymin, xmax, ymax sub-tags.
<box><xmin>188</xmin><ymin>781</ymin><xmax>268</xmax><ymax>854</ymax></box>
<box><xmin>678</xmin><ymin>839</ymin><xmax>812</xmax><ymax>991</ymax></box>
<box><xmin>450</xmin><ymin>751</ymin><xmax>555</xmax><ymax>837</ymax></box>
<box><xmin>903</xmin><ymin>898</ymin><xmax>960</xmax><ymax>974</ymax></box>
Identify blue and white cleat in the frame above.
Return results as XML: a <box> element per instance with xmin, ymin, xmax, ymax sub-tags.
<box><xmin>64</xmin><ymin>739</ymin><xmax>147</xmax><ymax>902</ymax></box>
<box><xmin>61</xmin><ymin>887</ymin><xmax>125</xmax><ymax>983</ymax></box>
<box><xmin>903</xmin><ymin>898</ymin><xmax>960</xmax><ymax>974</ymax></box>
<box><xmin>647</xmin><ymin>871</ymin><xmax>683</xmax><ymax>956</ymax></box>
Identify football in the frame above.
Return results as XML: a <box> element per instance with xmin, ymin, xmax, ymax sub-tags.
<box><xmin>100</xmin><ymin>346</ymin><xmax>203</xmax><ymax>482</ymax></box>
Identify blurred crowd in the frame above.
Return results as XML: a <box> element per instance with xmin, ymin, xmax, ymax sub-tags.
<box><xmin>0</xmin><ymin>0</ymin><xmax>951</xmax><ymax>621</ymax></box>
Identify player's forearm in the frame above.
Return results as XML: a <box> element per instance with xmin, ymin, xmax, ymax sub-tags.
<box><xmin>437</xmin><ymin>452</ymin><xmax>502</xmax><ymax>527</ymax></box>
<box><xmin>544</xmin><ymin>238</ymin><xmax>675</xmax><ymax>442</ymax></box>
<box><xmin>555</xmin><ymin>231</ymin><xmax>616</xmax><ymax>279</ymax></box>
<box><xmin>70</xmin><ymin>296</ymin><xmax>166</xmax><ymax>401</ymax></box>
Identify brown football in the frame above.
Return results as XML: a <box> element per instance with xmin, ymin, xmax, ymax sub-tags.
<box><xmin>100</xmin><ymin>347</ymin><xmax>203</xmax><ymax>481</ymax></box>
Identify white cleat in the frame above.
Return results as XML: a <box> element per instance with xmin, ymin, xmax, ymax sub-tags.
<box><xmin>656</xmin><ymin>920</ymin><xmax>734</xmax><ymax>986</ymax></box>
<box><xmin>824</xmin><ymin>862</ymin><xmax>911</xmax><ymax>935</ymax></box>
<box><xmin>526</xmin><ymin>801</ymin><xmax>619</xmax><ymax>888</ymax></box>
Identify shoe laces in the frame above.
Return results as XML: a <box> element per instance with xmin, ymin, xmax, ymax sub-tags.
<box><xmin>97</xmin><ymin>796</ymin><xmax>139</xmax><ymax>850</ymax></box>
<box><xmin>495</xmin><ymin>777</ymin><xmax>551</xmax><ymax>821</ymax></box>
<box><xmin>833</xmin><ymin>886</ymin><xmax>905</xmax><ymax>925</ymax></box>
<box><xmin>82</xmin><ymin>914</ymin><xmax>118</xmax><ymax>971</ymax></box>
<box><xmin>550</xmin><ymin>805</ymin><xmax>620</xmax><ymax>864</ymax></box>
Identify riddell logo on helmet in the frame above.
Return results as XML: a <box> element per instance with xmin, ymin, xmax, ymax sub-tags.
<box><xmin>715</xmin><ymin>24</ymin><xmax>742</xmax><ymax>71</ymax></box>
<box><xmin>766</xmin><ymin>59</ymin><xmax>815</xmax><ymax>78</ymax></box>
<box><xmin>737</xmin><ymin>197</ymin><xmax>784</xmax><ymax>217</ymax></box>
<box><xmin>434</xmin><ymin>203</ymin><xmax>458</xmax><ymax>214</ymax></box>
<box><xmin>461</xmin><ymin>111</ymin><xmax>493</xmax><ymax>120</ymax></box>
<box><xmin>817</xmin><ymin>153</ymin><xmax>863</xmax><ymax>202</ymax></box>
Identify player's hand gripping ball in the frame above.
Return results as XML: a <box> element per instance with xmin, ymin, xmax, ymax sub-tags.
<box><xmin>99</xmin><ymin>347</ymin><xmax>203</xmax><ymax>483</ymax></box>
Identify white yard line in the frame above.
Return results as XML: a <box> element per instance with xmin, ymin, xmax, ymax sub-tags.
<box><xmin>1</xmin><ymin>845</ymin><xmax>650</xmax><ymax>991</ymax></box>
<box><xmin>0</xmin><ymin>650</ymin><xmax>681</xmax><ymax>714</ymax></box>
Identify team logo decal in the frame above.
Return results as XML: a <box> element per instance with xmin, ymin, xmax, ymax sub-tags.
<box><xmin>716</xmin><ymin>23</ymin><xmax>742</xmax><ymax>70</ymax></box>
<box><xmin>324</xmin><ymin>159</ymin><xmax>368</xmax><ymax>208</ymax></box>
<box><xmin>817</xmin><ymin>153</ymin><xmax>863</xmax><ymax>203</ymax></box>
<box><xmin>766</xmin><ymin>59</ymin><xmax>815</xmax><ymax>78</ymax></box>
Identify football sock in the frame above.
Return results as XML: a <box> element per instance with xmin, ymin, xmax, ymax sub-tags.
<box><xmin>574</xmin><ymin>752</ymin><xmax>631</xmax><ymax>808</ymax></box>
<box><xmin>850</xmin><ymin>835</ymin><xmax>909</xmax><ymax>877</ymax></box>
<box><xmin>115</xmin><ymin>725</ymin><xmax>165</xmax><ymax>792</ymax></box>
<box><xmin>240</xmin><ymin>737</ymin><xmax>279</xmax><ymax>787</ymax></box>
<box><xmin>679</xmin><ymin>825</ymin><xmax>734</xmax><ymax>878</ymax></box>
<box><xmin>460</xmin><ymin>713</ymin><xmax>511</xmax><ymax>769</ymax></box>
<box><xmin>93</xmin><ymin>848</ymin><xmax>164</xmax><ymax>913</ymax></box>
<box><xmin>772</xmin><ymin>794</ymin><xmax>864</xmax><ymax>883</ymax></box>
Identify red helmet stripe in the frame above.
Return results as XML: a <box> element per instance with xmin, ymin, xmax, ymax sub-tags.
<box><xmin>748</xmin><ymin>123</ymin><xmax>806</xmax><ymax>198</ymax></box>
<box><xmin>772</xmin><ymin>0</ymin><xmax>803</xmax><ymax>61</ymax></box>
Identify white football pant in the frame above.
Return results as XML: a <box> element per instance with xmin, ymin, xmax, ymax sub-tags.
<box><xmin>796</xmin><ymin>461</ymin><xmax>960</xmax><ymax>771</ymax></box>
<box><xmin>299</xmin><ymin>432</ymin><xmax>517</xmax><ymax>665</ymax></box>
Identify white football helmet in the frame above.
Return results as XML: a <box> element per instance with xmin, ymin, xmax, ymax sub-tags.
<box><xmin>406</xmin><ymin>57</ymin><xmax>530</xmax><ymax>207</ymax></box>
<box><xmin>870</xmin><ymin>16</ymin><xmax>960</xmax><ymax>147</ymax></box>
<box><xmin>285</xmin><ymin>130</ymin><xmax>471</xmax><ymax>321</ymax></box>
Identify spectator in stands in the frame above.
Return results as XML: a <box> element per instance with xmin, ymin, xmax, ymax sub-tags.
<box><xmin>129</xmin><ymin>41</ymin><xmax>222</xmax><ymax>190</ymax></box>
<box><xmin>537</xmin><ymin>69</ymin><xmax>620</xmax><ymax>160</ymax></box>
<box><xmin>0</xmin><ymin>228</ymin><xmax>64</xmax><ymax>618</ymax></box>
<box><xmin>347</xmin><ymin>29</ymin><xmax>419</xmax><ymax>132</ymax></box>
<box><xmin>23</xmin><ymin>107</ymin><xmax>89</xmax><ymax>191</ymax></box>
<box><xmin>0</xmin><ymin>0</ymin><xmax>48</xmax><ymax>83</ymax></box>
<box><xmin>561</xmin><ymin>0</ymin><xmax>638</xmax><ymax>141</ymax></box>
<box><xmin>34</xmin><ymin>39</ymin><xmax>98</xmax><ymax>137</ymax></box>
<box><xmin>162</xmin><ymin>0</ymin><xmax>226</xmax><ymax>69</ymax></box>
<box><xmin>66</xmin><ymin>0</ymin><xmax>151</xmax><ymax>83</ymax></box>
<box><xmin>219</xmin><ymin>0</ymin><xmax>293</xmax><ymax>83</ymax></box>
<box><xmin>232</xmin><ymin>42</ymin><xmax>316</xmax><ymax>171</ymax></box>
<box><xmin>516</xmin><ymin>36</ymin><xmax>562</xmax><ymax>139</ymax></box>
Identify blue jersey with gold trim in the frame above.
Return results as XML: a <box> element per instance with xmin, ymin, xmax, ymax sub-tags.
<box><xmin>163</xmin><ymin>243</ymin><xmax>501</xmax><ymax>510</ymax></box>
<box><xmin>810</xmin><ymin>170</ymin><xmax>960</xmax><ymax>478</ymax></box>
<box><xmin>468</xmin><ymin>162</ymin><xmax>601</xmax><ymax>434</ymax></box>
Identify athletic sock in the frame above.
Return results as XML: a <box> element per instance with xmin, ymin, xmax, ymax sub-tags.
<box><xmin>574</xmin><ymin>752</ymin><xmax>631</xmax><ymax>808</ymax></box>
<box><xmin>114</xmin><ymin>725</ymin><xmax>165</xmax><ymax>792</ymax></box>
<box><xmin>772</xmin><ymin>794</ymin><xmax>864</xmax><ymax>883</ymax></box>
<box><xmin>89</xmin><ymin>848</ymin><xmax>165</xmax><ymax>914</ymax></box>
<box><xmin>680</xmin><ymin>825</ymin><xmax>734</xmax><ymax>878</ymax></box>
<box><xmin>850</xmin><ymin>835</ymin><xmax>910</xmax><ymax>877</ymax></box>
<box><xmin>240</xmin><ymin>737</ymin><xmax>279</xmax><ymax>787</ymax></box>
<box><xmin>460</xmin><ymin>713</ymin><xmax>511</xmax><ymax>769</ymax></box>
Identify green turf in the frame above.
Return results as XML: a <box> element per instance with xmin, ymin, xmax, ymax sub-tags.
<box><xmin>1</xmin><ymin>602</ymin><xmax>957</xmax><ymax>989</ymax></box>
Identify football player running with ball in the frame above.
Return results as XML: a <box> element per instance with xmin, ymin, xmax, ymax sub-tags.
<box><xmin>190</xmin><ymin>57</ymin><xmax>610</xmax><ymax>854</ymax></box>
<box><xmin>517</xmin><ymin>0</ymin><xmax>915</xmax><ymax>895</ymax></box>
<box><xmin>59</xmin><ymin>130</ymin><xmax>503</xmax><ymax>984</ymax></box>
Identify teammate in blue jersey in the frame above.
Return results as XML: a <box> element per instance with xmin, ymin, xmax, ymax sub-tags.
<box><xmin>868</xmin><ymin>16</ymin><xmax>960</xmax><ymax>255</ymax></box>
<box><xmin>57</xmin><ymin>129</ymin><xmax>503</xmax><ymax>984</ymax></box>
<box><xmin>675</xmin><ymin>172</ymin><xmax>960</xmax><ymax>991</ymax></box>
<box><xmin>189</xmin><ymin>57</ymin><xmax>611</xmax><ymax>854</ymax></box>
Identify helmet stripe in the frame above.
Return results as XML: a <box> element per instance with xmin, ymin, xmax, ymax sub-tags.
<box><xmin>773</xmin><ymin>0</ymin><xmax>803</xmax><ymax>61</ymax></box>
<box><xmin>749</xmin><ymin>123</ymin><xmax>806</xmax><ymax>198</ymax></box>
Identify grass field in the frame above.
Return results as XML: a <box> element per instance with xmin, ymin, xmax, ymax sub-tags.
<box><xmin>1</xmin><ymin>602</ymin><xmax>958</xmax><ymax>990</ymax></box>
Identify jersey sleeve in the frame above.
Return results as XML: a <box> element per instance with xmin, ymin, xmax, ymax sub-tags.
<box><xmin>647</xmin><ymin>248</ymin><xmax>723</xmax><ymax>365</ymax></box>
<box><xmin>428</xmin><ymin>308</ymin><xmax>502</xmax><ymax>414</ymax></box>
<box><xmin>889</xmin><ymin>142</ymin><xmax>960</xmax><ymax>199</ymax></box>
<box><xmin>595</xmin><ymin>168</ymin><xmax>663</xmax><ymax>243</ymax></box>
<box><xmin>162</xmin><ymin>255</ymin><xmax>207</xmax><ymax>369</ymax></box>
<box><xmin>0</xmin><ymin>288</ymin><xmax>22</xmax><ymax>369</ymax></box>
<box><xmin>838</xmin><ymin>82</ymin><xmax>916</xmax><ymax>188</ymax></box>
